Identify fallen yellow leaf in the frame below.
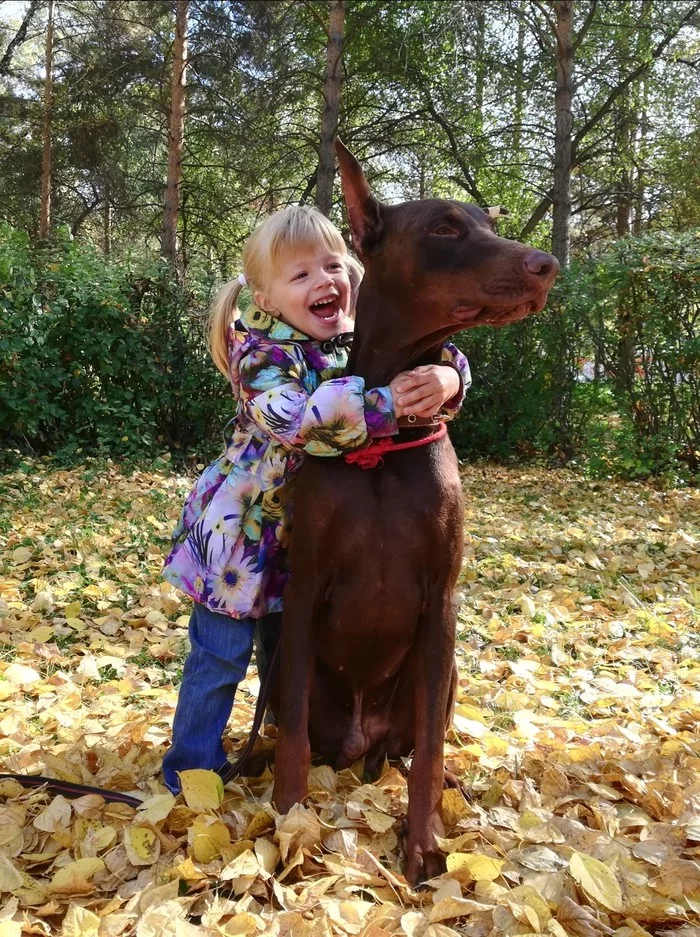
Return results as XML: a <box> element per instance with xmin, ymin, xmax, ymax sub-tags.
<box><xmin>179</xmin><ymin>769</ymin><xmax>224</xmax><ymax>812</ymax></box>
<box><xmin>446</xmin><ymin>852</ymin><xmax>504</xmax><ymax>882</ymax></box>
<box><xmin>569</xmin><ymin>851</ymin><xmax>623</xmax><ymax>912</ymax></box>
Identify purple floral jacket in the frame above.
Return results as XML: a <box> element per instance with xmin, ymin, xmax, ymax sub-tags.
<box><xmin>163</xmin><ymin>306</ymin><xmax>471</xmax><ymax>619</ymax></box>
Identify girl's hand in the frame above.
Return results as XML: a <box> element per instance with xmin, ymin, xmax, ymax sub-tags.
<box><xmin>390</xmin><ymin>365</ymin><xmax>460</xmax><ymax>419</ymax></box>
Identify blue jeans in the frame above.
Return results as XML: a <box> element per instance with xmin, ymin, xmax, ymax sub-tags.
<box><xmin>162</xmin><ymin>602</ymin><xmax>280</xmax><ymax>794</ymax></box>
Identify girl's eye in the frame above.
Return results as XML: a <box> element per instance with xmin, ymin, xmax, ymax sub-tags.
<box><xmin>431</xmin><ymin>224</ymin><xmax>459</xmax><ymax>237</ymax></box>
<box><xmin>293</xmin><ymin>271</ymin><xmax>307</xmax><ymax>280</ymax></box>
<box><xmin>328</xmin><ymin>263</ymin><xmax>342</xmax><ymax>271</ymax></box>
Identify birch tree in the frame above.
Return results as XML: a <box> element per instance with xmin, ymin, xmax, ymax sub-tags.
<box><xmin>315</xmin><ymin>0</ymin><xmax>345</xmax><ymax>217</ymax></box>
<box><xmin>38</xmin><ymin>0</ymin><xmax>54</xmax><ymax>239</ymax></box>
<box><xmin>162</xmin><ymin>0</ymin><xmax>190</xmax><ymax>271</ymax></box>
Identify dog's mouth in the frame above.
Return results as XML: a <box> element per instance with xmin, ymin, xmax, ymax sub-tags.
<box><xmin>454</xmin><ymin>289</ymin><xmax>551</xmax><ymax>327</ymax></box>
<box><xmin>309</xmin><ymin>295</ymin><xmax>342</xmax><ymax>322</ymax></box>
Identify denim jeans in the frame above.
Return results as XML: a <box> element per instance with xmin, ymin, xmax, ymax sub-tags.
<box><xmin>162</xmin><ymin>602</ymin><xmax>280</xmax><ymax>794</ymax></box>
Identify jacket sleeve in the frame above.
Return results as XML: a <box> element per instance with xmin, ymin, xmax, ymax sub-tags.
<box><xmin>438</xmin><ymin>343</ymin><xmax>472</xmax><ymax>419</ymax></box>
<box><xmin>239</xmin><ymin>344</ymin><xmax>398</xmax><ymax>456</ymax></box>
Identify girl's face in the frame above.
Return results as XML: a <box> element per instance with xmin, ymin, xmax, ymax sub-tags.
<box><xmin>254</xmin><ymin>245</ymin><xmax>353</xmax><ymax>340</ymax></box>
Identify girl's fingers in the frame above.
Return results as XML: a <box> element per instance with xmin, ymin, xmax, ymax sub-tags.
<box><xmin>396</xmin><ymin>388</ymin><xmax>432</xmax><ymax>407</ymax></box>
<box><xmin>396</xmin><ymin>392</ymin><xmax>443</xmax><ymax>414</ymax></box>
<box><xmin>395</xmin><ymin>375</ymin><xmax>435</xmax><ymax>394</ymax></box>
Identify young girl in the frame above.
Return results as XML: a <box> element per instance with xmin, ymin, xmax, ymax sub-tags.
<box><xmin>161</xmin><ymin>205</ymin><xmax>471</xmax><ymax>794</ymax></box>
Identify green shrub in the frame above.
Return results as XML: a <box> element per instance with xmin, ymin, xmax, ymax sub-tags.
<box><xmin>453</xmin><ymin>230</ymin><xmax>699</xmax><ymax>484</ymax></box>
<box><xmin>1</xmin><ymin>224</ymin><xmax>698</xmax><ymax>482</ymax></box>
<box><xmin>0</xmin><ymin>225</ymin><xmax>231</xmax><ymax>464</ymax></box>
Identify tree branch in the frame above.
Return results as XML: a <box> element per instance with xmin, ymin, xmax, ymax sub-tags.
<box><xmin>571</xmin><ymin>0</ymin><xmax>598</xmax><ymax>53</ymax></box>
<box><xmin>0</xmin><ymin>0</ymin><xmax>42</xmax><ymax>77</ymax></box>
<box><xmin>422</xmin><ymin>101</ymin><xmax>487</xmax><ymax>204</ymax></box>
<box><xmin>575</xmin><ymin>1</ymin><xmax>700</xmax><ymax>143</ymax></box>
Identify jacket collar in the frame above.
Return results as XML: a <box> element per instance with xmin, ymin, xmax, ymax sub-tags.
<box><xmin>239</xmin><ymin>305</ymin><xmax>353</xmax><ymax>350</ymax></box>
<box><xmin>240</xmin><ymin>304</ymin><xmax>307</xmax><ymax>341</ymax></box>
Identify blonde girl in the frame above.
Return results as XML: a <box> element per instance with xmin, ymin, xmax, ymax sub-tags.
<box><xmin>162</xmin><ymin>206</ymin><xmax>471</xmax><ymax>792</ymax></box>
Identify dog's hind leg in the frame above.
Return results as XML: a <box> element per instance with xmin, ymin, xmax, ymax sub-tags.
<box><xmin>272</xmin><ymin>579</ymin><xmax>318</xmax><ymax>813</ymax></box>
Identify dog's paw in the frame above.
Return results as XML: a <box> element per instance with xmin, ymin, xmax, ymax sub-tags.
<box><xmin>405</xmin><ymin>840</ymin><xmax>445</xmax><ymax>886</ymax></box>
<box><xmin>443</xmin><ymin>769</ymin><xmax>472</xmax><ymax>800</ymax></box>
<box><xmin>401</xmin><ymin>812</ymin><xmax>447</xmax><ymax>886</ymax></box>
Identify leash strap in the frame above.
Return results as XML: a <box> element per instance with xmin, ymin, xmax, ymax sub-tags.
<box><xmin>218</xmin><ymin>635</ymin><xmax>280</xmax><ymax>784</ymax></box>
<box><xmin>0</xmin><ymin>773</ymin><xmax>143</xmax><ymax>806</ymax></box>
<box><xmin>344</xmin><ymin>421</ymin><xmax>448</xmax><ymax>470</ymax></box>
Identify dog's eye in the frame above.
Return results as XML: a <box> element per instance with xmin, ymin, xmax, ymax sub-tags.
<box><xmin>431</xmin><ymin>224</ymin><xmax>459</xmax><ymax>237</ymax></box>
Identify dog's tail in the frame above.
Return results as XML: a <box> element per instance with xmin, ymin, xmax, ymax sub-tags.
<box><xmin>339</xmin><ymin>691</ymin><xmax>367</xmax><ymax>765</ymax></box>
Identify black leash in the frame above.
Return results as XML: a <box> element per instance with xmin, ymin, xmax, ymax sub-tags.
<box><xmin>218</xmin><ymin>636</ymin><xmax>280</xmax><ymax>784</ymax></box>
<box><xmin>0</xmin><ymin>773</ymin><xmax>143</xmax><ymax>806</ymax></box>
<box><xmin>0</xmin><ymin>636</ymin><xmax>281</xmax><ymax>803</ymax></box>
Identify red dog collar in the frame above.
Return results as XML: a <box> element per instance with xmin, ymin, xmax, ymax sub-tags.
<box><xmin>344</xmin><ymin>421</ymin><xmax>447</xmax><ymax>470</ymax></box>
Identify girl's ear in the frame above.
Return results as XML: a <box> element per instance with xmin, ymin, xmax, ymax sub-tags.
<box><xmin>254</xmin><ymin>290</ymin><xmax>275</xmax><ymax>313</ymax></box>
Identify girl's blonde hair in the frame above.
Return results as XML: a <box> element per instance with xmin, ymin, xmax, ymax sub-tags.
<box><xmin>208</xmin><ymin>205</ymin><xmax>363</xmax><ymax>377</ymax></box>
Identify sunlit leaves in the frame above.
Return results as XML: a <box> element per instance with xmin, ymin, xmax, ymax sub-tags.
<box><xmin>0</xmin><ymin>460</ymin><xmax>697</xmax><ymax>933</ymax></box>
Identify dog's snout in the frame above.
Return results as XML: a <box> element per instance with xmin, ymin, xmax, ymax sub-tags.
<box><xmin>523</xmin><ymin>249</ymin><xmax>559</xmax><ymax>281</ymax></box>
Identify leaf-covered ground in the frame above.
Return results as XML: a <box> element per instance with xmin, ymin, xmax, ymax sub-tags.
<box><xmin>0</xmin><ymin>461</ymin><xmax>698</xmax><ymax>937</ymax></box>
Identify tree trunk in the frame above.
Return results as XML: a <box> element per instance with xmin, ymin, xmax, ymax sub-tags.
<box><xmin>103</xmin><ymin>191</ymin><xmax>112</xmax><ymax>255</ymax></box>
<box><xmin>614</xmin><ymin>1</ymin><xmax>634</xmax><ymax>238</ymax></box>
<box><xmin>633</xmin><ymin>82</ymin><xmax>648</xmax><ymax>235</ymax></box>
<box><xmin>615</xmin><ymin>102</ymin><xmax>632</xmax><ymax>238</ymax></box>
<box><xmin>315</xmin><ymin>0</ymin><xmax>345</xmax><ymax>218</ymax></box>
<box><xmin>551</xmin><ymin>0</ymin><xmax>574</xmax><ymax>265</ymax></box>
<box><xmin>513</xmin><ymin>8</ymin><xmax>526</xmax><ymax>158</ymax></box>
<box><xmin>162</xmin><ymin>0</ymin><xmax>189</xmax><ymax>271</ymax></box>
<box><xmin>633</xmin><ymin>0</ymin><xmax>653</xmax><ymax>235</ymax></box>
<box><xmin>0</xmin><ymin>0</ymin><xmax>41</xmax><ymax>77</ymax></box>
<box><xmin>38</xmin><ymin>0</ymin><xmax>54</xmax><ymax>239</ymax></box>
<box><xmin>472</xmin><ymin>3</ymin><xmax>486</xmax><ymax>182</ymax></box>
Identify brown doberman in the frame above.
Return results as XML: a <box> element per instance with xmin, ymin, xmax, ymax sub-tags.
<box><xmin>271</xmin><ymin>140</ymin><xmax>559</xmax><ymax>884</ymax></box>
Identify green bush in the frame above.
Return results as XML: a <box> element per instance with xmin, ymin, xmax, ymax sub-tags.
<box><xmin>0</xmin><ymin>225</ymin><xmax>231</xmax><ymax>464</ymax></box>
<box><xmin>453</xmin><ymin>231</ymin><xmax>699</xmax><ymax>485</ymax></box>
<box><xmin>1</xmin><ymin>224</ymin><xmax>698</xmax><ymax>482</ymax></box>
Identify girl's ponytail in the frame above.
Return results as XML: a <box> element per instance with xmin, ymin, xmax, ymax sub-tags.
<box><xmin>208</xmin><ymin>279</ymin><xmax>244</xmax><ymax>378</ymax></box>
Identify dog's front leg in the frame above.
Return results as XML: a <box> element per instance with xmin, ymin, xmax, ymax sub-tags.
<box><xmin>272</xmin><ymin>579</ymin><xmax>316</xmax><ymax>813</ymax></box>
<box><xmin>405</xmin><ymin>592</ymin><xmax>458</xmax><ymax>885</ymax></box>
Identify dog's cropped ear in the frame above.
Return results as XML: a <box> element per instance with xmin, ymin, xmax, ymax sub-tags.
<box><xmin>335</xmin><ymin>138</ymin><xmax>384</xmax><ymax>257</ymax></box>
<box><xmin>484</xmin><ymin>205</ymin><xmax>509</xmax><ymax>219</ymax></box>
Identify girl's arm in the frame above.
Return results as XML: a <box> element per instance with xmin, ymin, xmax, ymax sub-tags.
<box><xmin>391</xmin><ymin>344</ymin><xmax>472</xmax><ymax>420</ymax></box>
<box><xmin>440</xmin><ymin>343</ymin><xmax>472</xmax><ymax>414</ymax></box>
<box><xmin>239</xmin><ymin>344</ymin><xmax>398</xmax><ymax>457</ymax></box>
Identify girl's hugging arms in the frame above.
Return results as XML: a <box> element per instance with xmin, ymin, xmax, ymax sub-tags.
<box><xmin>239</xmin><ymin>343</ymin><xmax>398</xmax><ymax>457</ymax></box>
<box><xmin>389</xmin><ymin>343</ymin><xmax>472</xmax><ymax>420</ymax></box>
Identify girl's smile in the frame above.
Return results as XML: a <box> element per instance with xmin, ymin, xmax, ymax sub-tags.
<box><xmin>254</xmin><ymin>246</ymin><xmax>353</xmax><ymax>340</ymax></box>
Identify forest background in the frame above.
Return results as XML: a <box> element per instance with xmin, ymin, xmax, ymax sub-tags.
<box><xmin>0</xmin><ymin>0</ymin><xmax>698</xmax><ymax>484</ymax></box>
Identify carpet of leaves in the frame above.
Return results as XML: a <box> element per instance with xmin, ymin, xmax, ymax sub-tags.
<box><xmin>0</xmin><ymin>460</ymin><xmax>698</xmax><ymax>937</ymax></box>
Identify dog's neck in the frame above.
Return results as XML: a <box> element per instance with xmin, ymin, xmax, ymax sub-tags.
<box><xmin>347</xmin><ymin>278</ymin><xmax>456</xmax><ymax>387</ymax></box>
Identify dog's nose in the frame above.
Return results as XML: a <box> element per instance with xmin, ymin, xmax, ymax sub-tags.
<box><xmin>523</xmin><ymin>249</ymin><xmax>559</xmax><ymax>280</ymax></box>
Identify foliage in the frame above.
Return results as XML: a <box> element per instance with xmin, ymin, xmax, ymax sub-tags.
<box><xmin>2</xmin><ymin>1</ymin><xmax>700</xmax><ymax>261</ymax></box>
<box><xmin>0</xmin><ymin>461</ymin><xmax>698</xmax><ymax>930</ymax></box>
<box><xmin>0</xmin><ymin>224</ymin><xmax>231</xmax><ymax>465</ymax></box>
<box><xmin>453</xmin><ymin>230</ymin><xmax>700</xmax><ymax>484</ymax></box>
<box><xmin>2</xmin><ymin>225</ymin><xmax>697</xmax><ymax>481</ymax></box>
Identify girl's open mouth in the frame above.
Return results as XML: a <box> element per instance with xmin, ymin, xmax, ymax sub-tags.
<box><xmin>309</xmin><ymin>297</ymin><xmax>341</xmax><ymax>321</ymax></box>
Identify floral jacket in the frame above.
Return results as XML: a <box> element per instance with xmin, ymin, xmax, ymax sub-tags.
<box><xmin>162</xmin><ymin>306</ymin><xmax>472</xmax><ymax>619</ymax></box>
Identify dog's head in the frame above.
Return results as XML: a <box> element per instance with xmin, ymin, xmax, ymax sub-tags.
<box><xmin>336</xmin><ymin>139</ymin><xmax>559</xmax><ymax>329</ymax></box>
